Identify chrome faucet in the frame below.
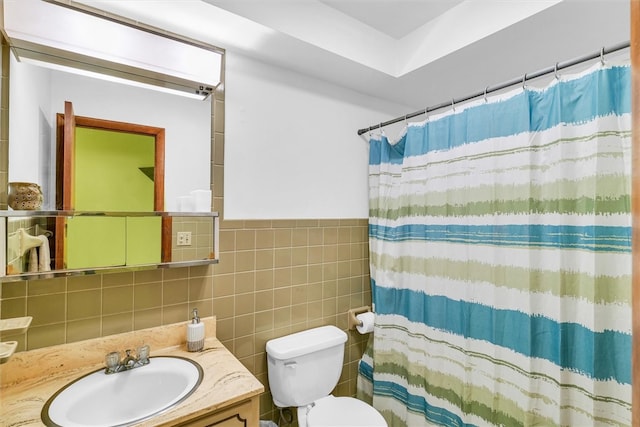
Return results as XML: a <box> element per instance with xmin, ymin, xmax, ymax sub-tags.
<box><xmin>104</xmin><ymin>345</ymin><xmax>150</xmax><ymax>374</ymax></box>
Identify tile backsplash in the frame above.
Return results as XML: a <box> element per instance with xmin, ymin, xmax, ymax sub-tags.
<box><xmin>171</xmin><ymin>216</ymin><xmax>216</xmax><ymax>262</ymax></box>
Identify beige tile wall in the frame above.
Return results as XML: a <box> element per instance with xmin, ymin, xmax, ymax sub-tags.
<box><xmin>0</xmin><ymin>40</ymin><xmax>372</xmax><ymax>424</ymax></box>
<box><xmin>171</xmin><ymin>216</ymin><xmax>216</xmax><ymax>262</ymax></box>
<box><xmin>212</xmin><ymin>218</ymin><xmax>371</xmax><ymax>422</ymax></box>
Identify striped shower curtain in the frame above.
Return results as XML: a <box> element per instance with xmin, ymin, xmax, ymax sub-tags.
<box><xmin>358</xmin><ymin>64</ymin><xmax>631</xmax><ymax>426</ymax></box>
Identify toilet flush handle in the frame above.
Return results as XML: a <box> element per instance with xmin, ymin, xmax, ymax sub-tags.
<box><xmin>284</xmin><ymin>361</ymin><xmax>297</xmax><ymax>369</ymax></box>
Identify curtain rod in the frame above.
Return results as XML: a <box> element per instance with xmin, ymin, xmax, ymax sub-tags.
<box><xmin>357</xmin><ymin>41</ymin><xmax>630</xmax><ymax>136</ymax></box>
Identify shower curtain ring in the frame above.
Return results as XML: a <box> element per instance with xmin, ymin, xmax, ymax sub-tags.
<box><xmin>600</xmin><ymin>47</ymin><xmax>606</xmax><ymax>65</ymax></box>
<box><xmin>554</xmin><ymin>62</ymin><xmax>560</xmax><ymax>80</ymax></box>
<box><xmin>424</xmin><ymin>107</ymin><xmax>429</xmax><ymax>121</ymax></box>
<box><xmin>451</xmin><ymin>98</ymin><xmax>455</xmax><ymax>112</ymax></box>
<box><xmin>484</xmin><ymin>86</ymin><xmax>489</xmax><ymax>103</ymax></box>
<box><xmin>522</xmin><ymin>73</ymin><xmax>527</xmax><ymax>90</ymax></box>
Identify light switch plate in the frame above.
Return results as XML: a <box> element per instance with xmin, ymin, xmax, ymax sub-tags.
<box><xmin>177</xmin><ymin>231</ymin><xmax>192</xmax><ymax>246</ymax></box>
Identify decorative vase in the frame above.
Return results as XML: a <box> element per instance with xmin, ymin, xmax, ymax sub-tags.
<box><xmin>8</xmin><ymin>182</ymin><xmax>43</xmax><ymax>210</ymax></box>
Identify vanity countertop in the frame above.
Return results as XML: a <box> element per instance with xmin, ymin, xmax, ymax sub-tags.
<box><xmin>0</xmin><ymin>317</ymin><xmax>264</xmax><ymax>427</ymax></box>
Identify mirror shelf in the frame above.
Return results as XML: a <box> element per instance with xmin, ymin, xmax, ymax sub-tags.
<box><xmin>0</xmin><ymin>258</ymin><xmax>219</xmax><ymax>283</ymax></box>
<box><xmin>0</xmin><ymin>210</ymin><xmax>219</xmax><ymax>283</ymax></box>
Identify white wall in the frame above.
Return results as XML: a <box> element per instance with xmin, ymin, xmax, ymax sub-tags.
<box><xmin>8</xmin><ymin>56</ymin><xmax>53</xmax><ymax>206</ymax></box>
<box><xmin>224</xmin><ymin>52</ymin><xmax>412</xmax><ymax>219</ymax></box>
<box><xmin>8</xmin><ymin>56</ymin><xmax>211</xmax><ymax>211</ymax></box>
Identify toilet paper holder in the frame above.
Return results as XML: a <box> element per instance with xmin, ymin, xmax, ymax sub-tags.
<box><xmin>347</xmin><ymin>306</ymin><xmax>371</xmax><ymax>330</ymax></box>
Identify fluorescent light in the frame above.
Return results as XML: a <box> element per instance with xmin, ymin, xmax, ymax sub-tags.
<box><xmin>18</xmin><ymin>55</ymin><xmax>209</xmax><ymax>101</ymax></box>
<box><xmin>2</xmin><ymin>0</ymin><xmax>222</xmax><ymax>99</ymax></box>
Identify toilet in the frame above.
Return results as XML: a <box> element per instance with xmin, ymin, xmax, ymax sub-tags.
<box><xmin>266</xmin><ymin>325</ymin><xmax>387</xmax><ymax>427</ymax></box>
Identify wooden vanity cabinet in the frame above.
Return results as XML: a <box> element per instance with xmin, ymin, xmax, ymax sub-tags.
<box><xmin>174</xmin><ymin>397</ymin><xmax>260</xmax><ymax>427</ymax></box>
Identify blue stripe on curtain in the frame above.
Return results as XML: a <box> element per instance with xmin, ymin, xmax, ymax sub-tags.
<box><xmin>373</xmin><ymin>284</ymin><xmax>631</xmax><ymax>385</ymax></box>
<box><xmin>375</xmin><ymin>380</ymin><xmax>476</xmax><ymax>427</ymax></box>
<box><xmin>369</xmin><ymin>66</ymin><xmax>631</xmax><ymax>165</ymax></box>
<box><xmin>369</xmin><ymin>224</ymin><xmax>631</xmax><ymax>252</ymax></box>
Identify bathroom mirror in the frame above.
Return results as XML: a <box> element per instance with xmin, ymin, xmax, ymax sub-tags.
<box><xmin>5</xmin><ymin>51</ymin><xmax>215</xmax><ymax>276</ymax></box>
<box><xmin>8</xmin><ymin>52</ymin><xmax>212</xmax><ymax>212</ymax></box>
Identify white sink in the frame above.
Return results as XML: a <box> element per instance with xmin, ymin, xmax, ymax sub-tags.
<box><xmin>42</xmin><ymin>356</ymin><xmax>203</xmax><ymax>427</ymax></box>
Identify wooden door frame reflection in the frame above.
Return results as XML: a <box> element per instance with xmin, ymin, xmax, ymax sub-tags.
<box><xmin>54</xmin><ymin>101</ymin><xmax>170</xmax><ymax>269</ymax></box>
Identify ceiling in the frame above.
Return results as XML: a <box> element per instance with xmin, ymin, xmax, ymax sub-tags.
<box><xmin>319</xmin><ymin>0</ymin><xmax>465</xmax><ymax>39</ymax></box>
<box><xmin>76</xmin><ymin>0</ymin><xmax>630</xmax><ymax>111</ymax></box>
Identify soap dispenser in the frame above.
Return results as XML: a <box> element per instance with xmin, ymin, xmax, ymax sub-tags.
<box><xmin>187</xmin><ymin>308</ymin><xmax>205</xmax><ymax>352</ymax></box>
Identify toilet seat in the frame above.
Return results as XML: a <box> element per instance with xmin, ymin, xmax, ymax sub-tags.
<box><xmin>303</xmin><ymin>395</ymin><xmax>387</xmax><ymax>427</ymax></box>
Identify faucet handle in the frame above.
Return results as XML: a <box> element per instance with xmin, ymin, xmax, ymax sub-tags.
<box><xmin>105</xmin><ymin>351</ymin><xmax>120</xmax><ymax>373</ymax></box>
<box><xmin>137</xmin><ymin>344</ymin><xmax>150</xmax><ymax>364</ymax></box>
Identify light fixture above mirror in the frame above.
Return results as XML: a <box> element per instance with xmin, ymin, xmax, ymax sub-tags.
<box><xmin>1</xmin><ymin>0</ymin><xmax>223</xmax><ymax>100</ymax></box>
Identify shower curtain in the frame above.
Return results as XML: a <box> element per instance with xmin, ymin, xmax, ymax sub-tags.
<box><xmin>358</xmin><ymin>64</ymin><xmax>631</xmax><ymax>426</ymax></box>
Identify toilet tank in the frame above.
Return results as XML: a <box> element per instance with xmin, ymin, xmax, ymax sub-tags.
<box><xmin>266</xmin><ymin>325</ymin><xmax>348</xmax><ymax>408</ymax></box>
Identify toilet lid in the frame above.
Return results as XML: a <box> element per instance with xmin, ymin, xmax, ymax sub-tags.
<box><xmin>307</xmin><ymin>396</ymin><xmax>387</xmax><ymax>427</ymax></box>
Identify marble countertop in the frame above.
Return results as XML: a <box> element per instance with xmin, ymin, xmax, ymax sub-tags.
<box><xmin>0</xmin><ymin>317</ymin><xmax>264</xmax><ymax>427</ymax></box>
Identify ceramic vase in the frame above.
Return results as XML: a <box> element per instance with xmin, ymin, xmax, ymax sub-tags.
<box><xmin>8</xmin><ymin>182</ymin><xmax>43</xmax><ymax>210</ymax></box>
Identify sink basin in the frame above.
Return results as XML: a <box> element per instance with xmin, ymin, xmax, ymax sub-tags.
<box><xmin>42</xmin><ymin>356</ymin><xmax>203</xmax><ymax>427</ymax></box>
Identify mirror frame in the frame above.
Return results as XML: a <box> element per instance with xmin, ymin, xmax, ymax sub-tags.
<box><xmin>0</xmin><ymin>1</ymin><xmax>224</xmax><ymax>280</ymax></box>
